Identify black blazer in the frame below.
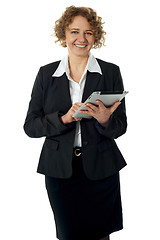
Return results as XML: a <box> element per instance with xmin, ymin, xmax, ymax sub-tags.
<box><xmin>24</xmin><ymin>58</ymin><xmax>127</xmax><ymax>180</ymax></box>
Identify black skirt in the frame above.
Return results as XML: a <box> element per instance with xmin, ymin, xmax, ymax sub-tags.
<box><xmin>45</xmin><ymin>151</ymin><xmax>123</xmax><ymax>240</ymax></box>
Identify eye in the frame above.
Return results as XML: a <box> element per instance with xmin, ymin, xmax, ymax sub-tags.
<box><xmin>71</xmin><ymin>31</ymin><xmax>79</xmax><ymax>34</ymax></box>
<box><xmin>85</xmin><ymin>32</ymin><xmax>93</xmax><ymax>36</ymax></box>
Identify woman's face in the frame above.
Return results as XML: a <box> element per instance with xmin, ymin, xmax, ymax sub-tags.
<box><xmin>65</xmin><ymin>16</ymin><xmax>95</xmax><ymax>58</ymax></box>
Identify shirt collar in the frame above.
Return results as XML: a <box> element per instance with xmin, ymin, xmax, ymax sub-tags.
<box><xmin>52</xmin><ymin>53</ymin><xmax>102</xmax><ymax>77</ymax></box>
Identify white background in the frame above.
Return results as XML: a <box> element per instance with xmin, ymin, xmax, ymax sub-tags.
<box><xmin>0</xmin><ymin>0</ymin><xmax>160</xmax><ymax>239</ymax></box>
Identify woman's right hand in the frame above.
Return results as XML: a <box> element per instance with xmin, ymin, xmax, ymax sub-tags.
<box><xmin>60</xmin><ymin>103</ymin><xmax>84</xmax><ymax>125</ymax></box>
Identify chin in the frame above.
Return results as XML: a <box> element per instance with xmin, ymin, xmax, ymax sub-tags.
<box><xmin>75</xmin><ymin>52</ymin><xmax>89</xmax><ymax>58</ymax></box>
<box><xmin>73</xmin><ymin>49</ymin><xmax>90</xmax><ymax>57</ymax></box>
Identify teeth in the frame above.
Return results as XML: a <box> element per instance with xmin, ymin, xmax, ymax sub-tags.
<box><xmin>75</xmin><ymin>44</ymin><xmax>86</xmax><ymax>48</ymax></box>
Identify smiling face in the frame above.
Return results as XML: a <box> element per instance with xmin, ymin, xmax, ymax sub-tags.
<box><xmin>65</xmin><ymin>16</ymin><xmax>95</xmax><ymax>59</ymax></box>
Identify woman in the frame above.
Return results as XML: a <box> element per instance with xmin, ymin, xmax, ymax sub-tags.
<box><xmin>24</xmin><ymin>6</ymin><xmax>127</xmax><ymax>240</ymax></box>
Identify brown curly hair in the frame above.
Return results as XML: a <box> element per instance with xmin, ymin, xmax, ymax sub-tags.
<box><xmin>54</xmin><ymin>6</ymin><xmax>106</xmax><ymax>49</ymax></box>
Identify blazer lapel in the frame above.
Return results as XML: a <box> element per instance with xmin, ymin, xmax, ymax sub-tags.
<box><xmin>51</xmin><ymin>72</ymin><xmax>102</xmax><ymax>112</ymax></box>
<box><xmin>82</xmin><ymin>72</ymin><xmax>102</xmax><ymax>102</ymax></box>
<box><xmin>59</xmin><ymin>73</ymin><xmax>72</xmax><ymax>108</ymax></box>
<box><xmin>50</xmin><ymin>73</ymin><xmax>72</xmax><ymax>113</ymax></box>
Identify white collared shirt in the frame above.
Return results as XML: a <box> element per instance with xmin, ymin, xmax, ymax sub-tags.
<box><xmin>52</xmin><ymin>53</ymin><xmax>102</xmax><ymax>147</ymax></box>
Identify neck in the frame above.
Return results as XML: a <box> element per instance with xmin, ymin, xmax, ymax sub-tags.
<box><xmin>68</xmin><ymin>53</ymin><xmax>89</xmax><ymax>73</ymax></box>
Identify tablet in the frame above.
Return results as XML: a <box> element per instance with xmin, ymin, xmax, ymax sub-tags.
<box><xmin>72</xmin><ymin>91</ymin><xmax>128</xmax><ymax>118</ymax></box>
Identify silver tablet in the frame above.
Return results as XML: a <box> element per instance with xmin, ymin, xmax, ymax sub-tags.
<box><xmin>72</xmin><ymin>91</ymin><xmax>128</xmax><ymax>118</ymax></box>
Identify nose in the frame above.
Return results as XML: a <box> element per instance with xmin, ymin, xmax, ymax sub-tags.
<box><xmin>78</xmin><ymin>33</ymin><xmax>86</xmax><ymax>43</ymax></box>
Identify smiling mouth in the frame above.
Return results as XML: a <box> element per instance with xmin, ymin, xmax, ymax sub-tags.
<box><xmin>74</xmin><ymin>44</ymin><xmax>87</xmax><ymax>48</ymax></box>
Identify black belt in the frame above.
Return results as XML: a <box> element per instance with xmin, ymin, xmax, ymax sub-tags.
<box><xmin>74</xmin><ymin>147</ymin><xmax>82</xmax><ymax>157</ymax></box>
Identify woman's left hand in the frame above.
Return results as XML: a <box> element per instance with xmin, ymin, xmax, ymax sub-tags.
<box><xmin>80</xmin><ymin>100</ymin><xmax>121</xmax><ymax>128</ymax></box>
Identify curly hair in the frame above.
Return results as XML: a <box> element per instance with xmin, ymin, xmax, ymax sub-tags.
<box><xmin>54</xmin><ymin>6</ymin><xmax>106</xmax><ymax>49</ymax></box>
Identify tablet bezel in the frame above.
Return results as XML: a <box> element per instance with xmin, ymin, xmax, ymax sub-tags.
<box><xmin>72</xmin><ymin>91</ymin><xmax>128</xmax><ymax>118</ymax></box>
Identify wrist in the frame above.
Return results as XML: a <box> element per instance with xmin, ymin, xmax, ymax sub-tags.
<box><xmin>99</xmin><ymin>120</ymin><xmax>109</xmax><ymax>128</ymax></box>
<box><xmin>60</xmin><ymin>114</ymin><xmax>71</xmax><ymax>125</ymax></box>
<box><xmin>97</xmin><ymin>115</ymin><xmax>111</xmax><ymax>128</ymax></box>
<box><xmin>60</xmin><ymin>115</ymin><xmax>66</xmax><ymax>125</ymax></box>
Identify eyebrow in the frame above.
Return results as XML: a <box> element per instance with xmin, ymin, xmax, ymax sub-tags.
<box><xmin>69</xmin><ymin>28</ymin><xmax>94</xmax><ymax>32</ymax></box>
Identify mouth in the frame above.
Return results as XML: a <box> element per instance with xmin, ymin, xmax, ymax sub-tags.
<box><xmin>74</xmin><ymin>44</ymin><xmax>87</xmax><ymax>48</ymax></box>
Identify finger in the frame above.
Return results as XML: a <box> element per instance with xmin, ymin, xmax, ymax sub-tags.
<box><xmin>74</xmin><ymin>102</ymin><xmax>83</xmax><ymax>107</ymax></box>
<box><xmin>95</xmin><ymin>99</ymin><xmax>105</xmax><ymax>108</ymax></box>
<box><xmin>80</xmin><ymin>109</ymin><xmax>94</xmax><ymax>117</ymax></box>
<box><xmin>72</xmin><ymin>103</ymin><xmax>83</xmax><ymax>113</ymax></box>
<box><xmin>74</xmin><ymin>117</ymin><xmax>82</xmax><ymax>121</ymax></box>
<box><xmin>72</xmin><ymin>104</ymin><xmax>82</xmax><ymax>111</ymax></box>
<box><xmin>85</xmin><ymin>103</ymin><xmax>98</xmax><ymax>111</ymax></box>
<box><xmin>110</xmin><ymin>101</ymin><xmax>121</xmax><ymax>113</ymax></box>
<box><xmin>80</xmin><ymin>110</ymin><xmax>90</xmax><ymax>114</ymax></box>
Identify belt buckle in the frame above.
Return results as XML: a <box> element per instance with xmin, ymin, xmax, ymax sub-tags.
<box><xmin>74</xmin><ymin>148</ymin><xmax>81</xmax><ymax>157</ymax></box>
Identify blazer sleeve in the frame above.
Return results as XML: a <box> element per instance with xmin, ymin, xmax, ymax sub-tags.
<box><xmin>23</xmin><ymin>67</ymin><xmax>74</xmax><ymax>138</ymax></box>
<box><xmin>96</xmin><ymin>66</ymin><xmax>127</xmax><ymax>139</ymax></box>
